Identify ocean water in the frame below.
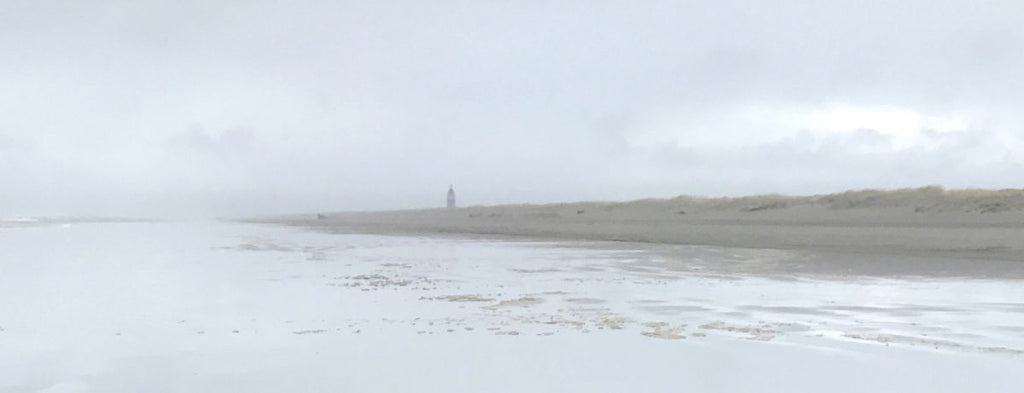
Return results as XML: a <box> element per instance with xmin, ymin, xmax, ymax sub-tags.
<box><xmin>1</xmin><ymin>221</ymin><xmax>1022</xmax><ymax>392</ymax></box>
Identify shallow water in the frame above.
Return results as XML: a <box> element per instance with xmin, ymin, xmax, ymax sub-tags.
<box><xmin>1</xmin><ymin>221</ymin><xmax>1022</xmax><ymax>392</ymax></box>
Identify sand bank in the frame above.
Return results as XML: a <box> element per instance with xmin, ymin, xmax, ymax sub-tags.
<box><xmin>267</xmin><ymin>187</ymin><xmax>1024</xmax><ymax>278</ymax></box>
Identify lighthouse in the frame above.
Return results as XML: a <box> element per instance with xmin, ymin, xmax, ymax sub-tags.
<box><xmin>446</xmin><ymin>185</ymin><xmax>456</xmax><ymax>209</ymax></box>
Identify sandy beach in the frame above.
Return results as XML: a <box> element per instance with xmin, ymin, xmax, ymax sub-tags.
<box><xmin>270</xmin><ymin>187</ymin><xmax>1024</xmax><ymax>279</ymax></box>
<box><xmin>4</xmin><ymin>220</ymin><xmax>1023</xmax><ymax>392</ymax></box>
<box><xmin>6</xmin><ymin>189</ymin><xmax>1024</xmax><ymax>392</ymax></box>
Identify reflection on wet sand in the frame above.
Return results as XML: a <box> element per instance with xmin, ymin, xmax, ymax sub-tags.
<box><xmin>231</xmin><ymin>232</ymin><xmax>1024</xmax><ymax>355</ymax></box>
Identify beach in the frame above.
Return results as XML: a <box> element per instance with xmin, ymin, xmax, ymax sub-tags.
<box><xmin>4</xmin><ymin>194</ymin><xmax>1024</xmax><ymax>391</ymax></box>
<box><xmin>273</xmin><ymin>187</ymin><xmax>1024</xmax><ymax>279</ymax></box>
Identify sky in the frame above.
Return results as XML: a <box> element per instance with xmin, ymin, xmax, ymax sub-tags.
<box><xmin>2</xmin><ymin>0</ymin><xmax>1024</xmax><ymax>217</ymax></box>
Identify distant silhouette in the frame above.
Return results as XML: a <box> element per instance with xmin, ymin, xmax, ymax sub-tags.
<box><xmin>447</xmin><ymin>185</ymin><xmax>456</xmax><ymax>209</ymax></box>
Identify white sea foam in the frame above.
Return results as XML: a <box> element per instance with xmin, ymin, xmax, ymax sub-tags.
<box><xmin>0</xmin><ymin>217</ymin><xmax>39</xmax><ymax>223</ymax></box>
<box><xmin>0</xmin><ymin>217</ymin><xmax>43</xmax><ymax>231</ymax></box>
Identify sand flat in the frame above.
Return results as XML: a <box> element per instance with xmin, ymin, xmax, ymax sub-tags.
<box><xmin>3</xmin><ymin>220</ymin><xmax>1024</xmax><ymax>392</ymax></box>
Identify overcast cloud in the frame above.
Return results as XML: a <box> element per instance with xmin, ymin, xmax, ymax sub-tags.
<box><xmin>2</xmin><ymin>0</ymin><xmax>1023</xmax><ymax>217</ymax></box>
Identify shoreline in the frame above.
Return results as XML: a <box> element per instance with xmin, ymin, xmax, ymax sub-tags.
<box><xmin>260</xmin><ymin>187</ymin><xmax>1024</xmax><ymax>279</ymax></box>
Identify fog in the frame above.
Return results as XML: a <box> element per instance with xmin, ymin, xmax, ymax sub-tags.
<box><xmin>2</xmin><ymin>0</ymin><xmax>1023</xmax><ymax>217</ymax></box>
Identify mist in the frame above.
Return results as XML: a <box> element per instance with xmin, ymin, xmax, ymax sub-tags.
<box><xmin>3</xmin><ymin>0</ymin><xmax>1023</xmax><ymax>218</ymax></box>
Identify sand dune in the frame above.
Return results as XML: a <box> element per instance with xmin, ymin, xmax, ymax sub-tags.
<box><xmin>268</xmin><ymin>187</ymin><xmax>1024</xmax><ymax>278</ymax></box>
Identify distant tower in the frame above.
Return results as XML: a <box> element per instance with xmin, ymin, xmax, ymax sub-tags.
<box><xmin>446</xmin><ymin>185</ymin><xmax>456</xmax><ymax>209</ymax></box>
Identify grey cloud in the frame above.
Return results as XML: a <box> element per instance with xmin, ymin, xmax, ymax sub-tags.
<box><xmin>165</xmin><ymin>125</ymin><xmax>255</xmax><ymax>156</ymax></box>
<box><xmin>624</xmin><ymin>126</ymin><xmax>1023</xmax><ymax>197</ymax></box>
<box><xmin>2</xmin><ymin>1</ymin><xmax>1023</xmax><ymax>217</ymax></box>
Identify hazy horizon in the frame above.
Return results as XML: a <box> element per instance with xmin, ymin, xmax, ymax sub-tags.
<box><xmin>4</xmin><ymin>1</ymin><xmax>1023</xmax><ymax>218</ymax></box>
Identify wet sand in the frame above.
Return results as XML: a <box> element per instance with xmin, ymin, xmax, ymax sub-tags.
<box><xmin>5</xmin><ymin>221</ymin><xmax>1023</xmax><ymax>392</ymax></box>
<box><xmin>267</xmin><ymin>187</ymin><xmax>1024</xmax><ymax>279</ymax></box>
